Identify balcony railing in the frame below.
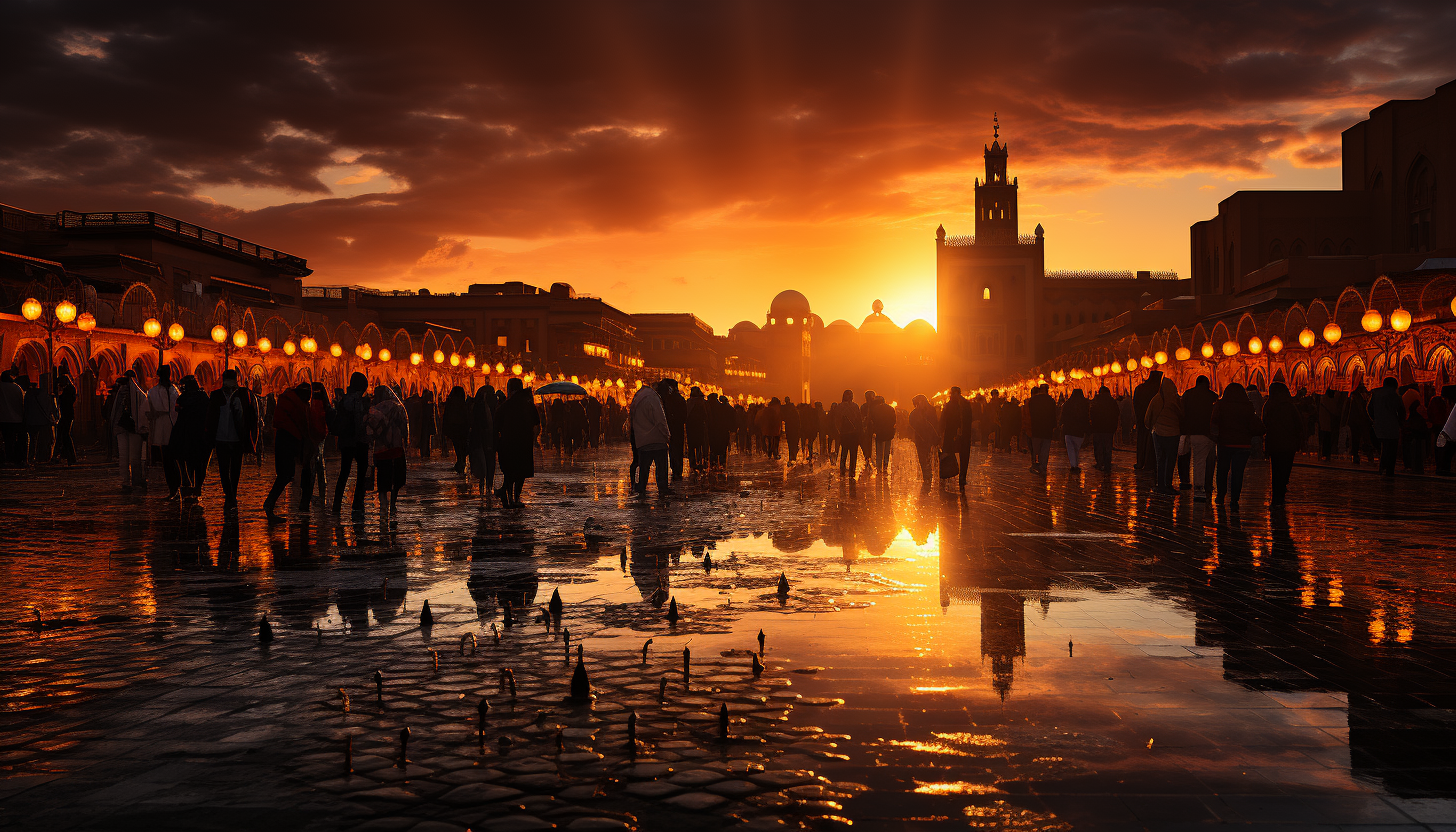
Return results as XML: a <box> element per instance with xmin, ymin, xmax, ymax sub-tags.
<box><xmin>1045</xmin><ymin>269</ymin><xmax>1180</xmax><ymax>281</ymax></box>
<box><xmin>943</xmin><ymin>232</ymin><xmax>1039</xmax><ymax>247</ymax></box>
<box><xmin>56</xmin><ymin>210</ymin><xmax>309</xmax><ymax>272</ymax></box>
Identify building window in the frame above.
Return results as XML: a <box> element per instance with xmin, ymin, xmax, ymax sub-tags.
<box><xmin>1409</xmin><ymin>156</ymin><xmax>1434</xmax><ymax>252</ymax></box>
<box><xmin>1268</xmin><ymin>239</ymin><xmax>1283</xmax><ymax>263</ymax></box>
<box><xmin>982</xmin><ymin>287</ymin><xmax>991</xmax><ymax>300</ymax></box>
<box><xmin>497</xmin><ymin>336</ymin><xmax>507</xmax><ymax>347</ymax></box>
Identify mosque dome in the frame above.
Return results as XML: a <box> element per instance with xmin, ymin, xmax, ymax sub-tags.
<box><xmin>904</xmin><ymin>318</ymin><xmax>936</xmax><ymax>337</ymax></box>
<box><xmin>729</xmin><ymin>320</ymin><xmax>760</xmax><ymax>336</ymax></box>
<box><xmin>826</xmin><ymin>319</ymin><xmax>855</xmax><ymax>330</ymax></box>
<box><xmin>768</xmin><ymin>290</ymin><xmax>812</xmax><ymax>324</ymax></box>
<box><xmin>859</xmin><ymin>299</ymin><xmax>899</xmax><ymax>334</ymax></box>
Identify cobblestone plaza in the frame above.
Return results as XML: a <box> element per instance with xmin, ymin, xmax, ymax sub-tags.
<box><xmin>2</xmin><ymin>445</ymin><xmax>1454</xmax><ymax>831</ymax></box>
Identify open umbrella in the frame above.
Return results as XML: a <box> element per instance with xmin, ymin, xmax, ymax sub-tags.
<box><xmin>535</xmin><ymin>380</ymin><xmax>588</xmax><ymax>396</ymax></box>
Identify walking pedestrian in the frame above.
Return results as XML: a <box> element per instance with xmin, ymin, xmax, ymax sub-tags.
<box><xmin>831</xmin><ymin>390</ymin><xmax>863</xmax><ymax>478</ymax></box>
<box><xmin>495</xmin><ymin>378</ymin><xmax>539</xmax><ymax>507</ymax></box>
<box><xmin>630</xmin><ymin>380</ymin><xmax>671</xmax><ymax>497</ymax></box>
<box><xmin>469</xmin><ymin>384</ymin><xmax>496</xmax><ymax>498</ymax></box>
<box><xmin>940</xmin><ymin>387</ymin><xmax>971</xmax><ymax>489</ymax></box>
<box><xmin>146</xmin><ymin>365</ymin><xmax>181</xmax><ymax>498</ymax></box>
<box><xmin>1144</xmin><ymin>376</ymin><xmax>1183</xmax><ymax>495</ymax></box>
<box><xmin>870</xmin><ymin>395</ymin><xmax>896</xmax><ymax>474</ymax></box>
<box><xmin>1090</xmin><ymin>386</ymin><xmax>1119</xmax><ymax>472</ymax></box>
<box><xmin>1367</xmin><ymin>377</ymin><xmax>1404</xmax><ymax>477</ymax></box>
<box><xmin>443</xmin><ymin>386</ymin><xmax>471</xmax><ymax>474</ymax></box>
<box><xmin>0</xmin><ymin>371</ymin><xmax>23</xmax><ymax>467</ymax></box>
<box><xmin>206</xmin><ymin>369</ymin><xmax>256</xmax><ymax>510</ymax></box>
<box><xmin>1132</xmin><ymin>371</ymin><xmax>1161</xmax><ymax>470</ymax></box>
<box><xmin>170</xmin><ymin>375</ymin><xmax>211</xmax><ymax>500</ymax></box>
<box><xmin>1262</xmin><ymin>382</ymin><xmax>1305</xmax><ymax>506</ymax></box>
<box><xmin>1060</xmin><ymin>388</ymin><xmax>1089</xmax><ymax>473</ymax></box>
<box><xmin>53</xmin><ymin>366</ymin><xmax>77</xmax><ymax>465</ymax></box>
<box><xmin>1028</xmin><ymin>384</ymin><xmax>1056</xmax><ymax>474</ymax></box>
<box><xmin>263</xmin><ymin>383</ymin><xmax>318</xmax><ymax>520</ymax></box>
<box><xmin>910</xmin><ymin>395</ymin><xmax>940</xmax><ymax>482</ymax></box>
<box><xmin>111</xmin><ymin>370</ymin><xmax>148</xmax><ymax>492</ymax></box>
<box><xmin>366</xmin><ymin>385</ymin><xmax>409</xmax><ymax>514</ymax></box>
<box><xmin>1211</xmin><ymin>382</ymin><xmax>1260</xmax><ymax>507</ymax></box>
<box><xmin>1181</xmin><ymin>376</ymin><xmax>1218</xmax><ymax>502</ymax></box>
<box><xmin>332</xmin><ymin>372</ymin><xmax>372</xmax><ymax>514</ymax></box>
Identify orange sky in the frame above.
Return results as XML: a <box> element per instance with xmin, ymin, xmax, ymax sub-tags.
<box><xmin>3</xmin><ymin>3</ymin><xmax>1453</xmax><ymax>332</ymax></box>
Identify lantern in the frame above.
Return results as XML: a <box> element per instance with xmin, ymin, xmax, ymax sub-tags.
<box><xmin>1111</xmin><ymin>361</ymin><xmax>1122</xmax><ymax>374</ymax></box>
<box><xmin>1323</xmin><ymin>322</ymin><xmax>1342</xmax><ymax>344</ymax></box>
<box><xmin>143</xmin><ymin>317</ymin><xmax>163</xmax><ymax>338</ymax></box>
<box><xmin>1391</xmin><ymin>307</ymin><xmax>1411</xmax><ymax>332</ymax></box>
<box><xmin>330</xmin><ymin>342</ymin><xmax>343</xmax><ymax>357</ymax></box>
<box><xmin>465</xmin><ymin>354</ymin><xmax>475</xmax><ymax>369</ymax></box>
<box><xmin>77</xmin><ymin>312</ymin><xmax>96</xmax><ymax>332</ymax></box>
<box><xmin>1201</xmin><ymin>342</ymin><xmax>1215</xmax><ymax>359</ymax></box>
<box><xmin>1361</xmin><ymin>308</ymin><xmax>1383</xmax><ymax>333</ymax></box>
<box><xmin>617</xmin><ymin>379</ymin><xmax>625</xmax><ymax>387</ymax></box>
<box><xmin>512</xmin><ymin>363</ymin><xmax>523</xmax><ymax>376</ymax></box>
<box><xmin>233</xmin><ymin>329</ymin><xmax>247</xmax><ymax>349</ymax></box>
<box><xmin>1092</xmin><ymin>366</ymin><xmax>1103</xmax><ymax>377</ymax></box>
<box><xmin>300</xmin><ymin>336</ymin><xmax>316</xmax><ymax>354</ymax></box>
<box><xmin>20</xmin><ymin>298</ymin><xmax>42</xmax><ymax>321</ymax></box>
<box><xmin>258</xmin><ymin>337</ymin><xmax>272</xmax><ymax>354</ymax></box>
<box><xmin>283</xmin><ymin>340</ymin><xmax>297</xmax><ymax>356</ymax></box>
<box><xmin>211</xmin><ymin>324</ymin><xmax>228</xmax><ymax>344</ymax></box>
<box><xmin>410</xmin><ymin>352</ymin><xmax>422</xmax><ymax>365</ymax></box>
<box><xmin>1140</xmin><ymin>355</ymin><xmax>1153</xmax><ymax>369</ymax></box>
<box><xmin>1268</xmin><ymin>336</ymin><xmax>1283</xmax><ymax>354</ymax></box>
<box><xmin>54</xmin><ymin>298</ymin><xmax>77</xmax><ymax>324</ymax></box>
<box><xmin>1154</xmin><ymin>350</ymin><xmax>1168</xmax><ymax>365</ymax></box>
<box><xmin>570</xmin><ymin>375</ymin><xmax>579</xmax><ymax>384</ymax></box>
<box><xmin>168</xmin><ymin>322</ymin><xmax>184</xmax><ymax>342</ymax></box>
<box><xmin>449</xmin><ymin>353</ymin><xmax>460</xmax><ymax>367</ymax></box>
<box><xmin>1248</xmin><ymin>336</ymin><xmax>1263</xmax><ymax>355</ymax></box>
<box><xmin>379</xmin><ymin>349</ymin><xmax>390</xmax><ymax>362</ymax></box>
<box><xmin>358</xmin><ymin>343</ymin><xmax>371</xmax><ymax>361</ymax></box>
<box><xmin>495</xmin><ymin>362</ymin><xmax>505</xmax><ymax>374</ymax></box>
<box><xmin>1298</xmin><ymin>327</ymin><xmax>1316</xmax><ymax>348</ymax></box>
<box><xmin>1222</xmin><ymin>340</ymin><xmax>1239</xmax><ymax>357</ymax></box>
<box><xmin>433</xmin><ymin>349</ymin><xmax>445</xmax><ymax>364</ymax></box>
<box><xmin>1175</xmin><ymin>346</ymin><xmax>1191</xmax><ymax>361</ymax></box>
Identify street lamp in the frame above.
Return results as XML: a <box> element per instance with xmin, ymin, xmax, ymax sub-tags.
<box><xmin>20</xmin><ymin>281</ymin><xmax>82</xmax><ymax>387</ymax></box>
<box><xmin>143</xmin><ymin>316</ymin><xmax>185</xmax><ymax>372</ymax></box>
<box><xmin>1298</xmin><ymin>327</ymin><xmax>1316</xmax><ymax>349</ymax></box>
<box><xmin>1323</xmin><ymin>322</ymin><xmax>1342</xmax><ymax>345</ymax></box>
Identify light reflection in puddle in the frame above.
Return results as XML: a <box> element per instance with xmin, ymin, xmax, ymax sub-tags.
<box><xmin>913</xmin><ymin>780</ymin><xmax>1003</xmax><ymax>794</ymax></box>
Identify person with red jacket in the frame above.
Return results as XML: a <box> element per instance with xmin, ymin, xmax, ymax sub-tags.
<box><xmin>263</xmin><ymin>382</ymin><xmax>322</xmax><ymax>520</ymax></box>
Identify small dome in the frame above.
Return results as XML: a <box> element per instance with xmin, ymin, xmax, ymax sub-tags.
<box><xmin>860</xmin><ymin>310</ymin><xmax>899</xmax><ymax>334</ymax></box>
<box><xmin>768</xmin><ymin>290</ymin><xmax>812</xmax><ymax>322</ymax></box>
<box><xmin>729</xmin><ymin>320</ymin><xmax>760</xmax><ymax>335</ymax></box>
<box><xmin>826</xmin><ymin>319</ymin><xmax>855</xmax><ymax>329</ymax></box>
<box><xmin>904</xmin><ymin>318</ymin><xmax>936</xmax><ymax>337</ymax></box>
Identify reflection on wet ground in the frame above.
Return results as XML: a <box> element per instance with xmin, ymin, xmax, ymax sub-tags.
<box><xmin>2</xmin><ymin>442</ymin><xmax>1455</xmax><ymax>831</ymax></box>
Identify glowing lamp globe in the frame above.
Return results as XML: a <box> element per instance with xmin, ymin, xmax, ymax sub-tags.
<box><xmin>300</xmin><ymin>336</ymin><xmax>316</xmax><ymax>354</ymax></box>
<box><xmin>570</xmin><ymin>375</ymin><xmax>579</xmax><ymax>384</ymax></box>
<box><xmin>1175</xmin><ymin>346</ymin><xmax>1191</xmax><ymax>361</ymax></box>
<box><xmin>1139</xmin><ymin>355</ymin><xmax>1152</xmax><ymax>369</ymax></box>
<box><xmin>211</xmin><ymin>324</ymin><xmax>228</xmax><ymax>344</ymax></box>
<box><xmin>1154</xmin><ymin>350</ymin><xmax>1168</xmax><ymax>365</ymax></box>
<box><xmin>1391</xmin><ymin>307</ymin><xmax>1411</xmax><ymax>332</ymax></box>
<box><xmin>76</xmin><ymin>312</ymin><xmax>96</xmax><ymax>332</ymax></box>
<box><xmin>379</xmin><ymin>349</ymin><xmax>390</xmax><ymax>362</ymax></box>
<box><xmin>1111</xmin><ymin>361</ymin><xmax>1122</xmax><ymax>374</ymax></box>
<box><xmin>358</xmin><ymin>344</ymin><xmax>371</xmax><ymax>361</ymax></box>
<box><xmin>1268</xmin><ymin>335</ymin><xmax>1283</xmax><ymax>354</ymax></box>
<box><xmin>495</xmin><ymin>362</ymin><xmax>505</xmax><ymax>374</ymax></box>
<box><xmin>410</xmin><ymin>352</ymin><xmax>422</xmax><ymax>365</ymax></box>
<box><xmin>283</xmin><ymin>340</ymin><xmax>297</xmax><ymax>356</ymax></box>
<box><xmin>1201</xmin><ymin>342</ymin><xmax>1215</xmax><ymax>359</ymax></box>
<box><xmin>432</xmin><ymin>349</ymin><xmax>444</xmax><ymax>364</ymax></box>
<box><xmin>1298</xmin><ymin>327</ymin><xmax>1316</xmax><ymax>348</ymax></box>
<box><xmin>330</xmin><ymin>342</ymin><xmax>342</xmax><ymax>358</ymax></box>
<box><xmin>1093</xmin><ymin>366</ymin><xmax>1103</xmax><ymax>377</ymax></box>
<box><xmin>616</xmin><ymin>378</ymin><xmax>624</xmax><ymax>388</ymax></box>
<box><xmin>258</xmin><ymin>337</ymin><xmax>272</xmax><ymax>354</ymax></box>
<box><xmin>1222</xmin><ymin>340</ymin><xmax>1239</xmax><ymax>357</ymax></box>
<box><xmin>20</xmin><ymin>298</ymin><xmax>42</xmax><ymax>321</ymax></box>
<box><xmin>449</xmin><ymin>353</ymin><xmax>460</xmax><ymax>367</ymax></box>
<box><xmin>1248</xmin><ymin>336</ymin><xmax>1263</xmax><ymax>355</ymax></box>
<box><xmin>1323</xmin><ymin>322</ymin><xmax>1342</xmax><ymax>344</ymax></box>
<box><xmin>465</xmin><ymin>355</ymin><xmax>475</xmax><ymax>369</ymax></box>
<box><xmin>1361</xmin><ymin>309</ymin><xmax>1383</xmax><ymax>333</ymax></box>
<box><xmin>512</xmin><ymin>363</ymin><xmax>523</xmax><ymax>375</ymax></box>
<box><xmin>233</xmin><ymin>329</ymin><xmax>248</xmax><ymax>349</ymax></box>
<box><xmin>143</xmin><ymin>317</ymin><xmax>163</xmax><ymax>339</ymax></box>
<box><xmin>168</xmin><ymin>322</ymin><xmax>184</xmax><ymax>342</ymax></box>
<box><xmin>54</xmin><ymin>299</ymin><xmax>77</xmax><ymax>324</ymax></box>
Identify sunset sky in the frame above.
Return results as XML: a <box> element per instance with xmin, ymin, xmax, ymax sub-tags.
<box><xmin>3</xmin><ymin>2</ymin><xmax>1455</xmax><ymax>332</ymax></box>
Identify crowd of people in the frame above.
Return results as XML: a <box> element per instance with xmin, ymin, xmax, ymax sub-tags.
<box><xmin>3</xmin><ymin>361</ymin><xmax>1451</xmax><ymax>513</ymax></box>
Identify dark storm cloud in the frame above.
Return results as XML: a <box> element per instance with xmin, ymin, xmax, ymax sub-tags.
<box><xmin>1</xmin><ymin>0</ymin><xmax>1453</xmax><ymax>273</ymax></box>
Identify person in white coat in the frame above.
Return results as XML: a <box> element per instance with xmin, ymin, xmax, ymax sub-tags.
<box><xmin>111</xmin><ymin>370</ymin><xmax>149</xmax><ymax>492</ymax></box>
<box><xmin>147</xmin><ymin>364</ymin><xmax>181</xmax><ymax>498</ymax></box>
<box><xmin>630</xmin><ymin>384</ymin><xmax>672</xmax><ymax>497</ymax></box>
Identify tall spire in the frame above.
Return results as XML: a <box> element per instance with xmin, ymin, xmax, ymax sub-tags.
<box><xmin>992</xmin><ymin>112</ymin><xmax>999</xmax><ymax>140</ymax></box>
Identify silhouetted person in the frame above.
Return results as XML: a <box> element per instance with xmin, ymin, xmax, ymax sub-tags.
<box><xmin>145</xmin><ymin>365</ymin><xmax>180</xmax><ymax>496</ymax></box>
<box><xmin>1367</xmin><ymin>377</ymin><xmax>1403</xmax><ymax>477</ymax></box>
<box><xmin>757</xmin><ymin>397</ymin><xmax>783</xmax><ymax>459</ymax></box>
<box><xmin>264</xmin><ymin>382</ymin><xmax>318</xmax><ymax>520</ymax></box>
<box><xmin>1401</xmin><ymin>399</ymin><xmax>1428</xmax><ymax>475</ymax></box>
<box><xmin>1144</xmin><ymin>375</ymin><xmax>1182</xmax><ymax>495</ymax></box>
<box><xmin>910</xmin><ymin>395</ymin><xmax>941</xmax><ymax>483</ymax></box>
<box><xmin>1027</xmin><ymin>384</ymin><xmax>1056</xmax><ymax>475</ymax></box>
<box><xmin>52</xmin><ymin>365</ymin><xmax>77</xmax><ymax>465</ymax></box>
<box><xmin>659</xmin><ymin>379</ymin><xmax>687</xmax><ymax>480</ymax></box>
<box><xmin>415</xmin><ymin>389</ymin><xmax>437</xmax><ymax>458</ymax></box>
<box><xmin>366</xmin><ymin>385</ymin><xmax>409</xmax><ymax>513</ymax></box>
<box><xmin>469</xmin><ymin>384</ymin><xmax>496</xmax><ymax>497</ymax></box>
<box><xmin>206</xmin><ymin>369</ymin><xmax>256</xmax><ymax>510</ymax></box>
<box><xmin>111</xmin><ymin>369</ymin><xmax>148</xmax><ymax>492</ymax></box>
<box><xmin>1211</xmin><ymin>382</ymin><xmax>1260</xmax><ymax>507</ymax></box>
<box><xmin>1090</xmin><ymin>386</ymin><xmax>1118</xmax><ymax>472</ymax></box>
<box><xmin>333</xmin><ymin>372</ymin><xmax>371</xmax><ymax>514</ymax></box>
<box><xmin>442</xmin><ymin>385</ymin><xmax>471</xmax><ymax>474</ymax></box>
<box><xmin>1182</xmin><ymin>375</ymin><xmax>1218</xmax><ymax>502</ymax></box>
<box><xmin>832</xmin><ymin>389</ymin><xmax>862</xmax><ymax>478</ymax></box>
<box><xmin>1060</xmin><ymin>388</ymin><xmax>1089</xmax><ymax>473</ymax></box>
<box><xmin>496</xmin><ymin>378</ymin><xmax>539</xmax><ymax>507</ymax></box>
<box><xmin>1346</xmin><ymin>383</ymin><xmax>1371</xmax><ymax>464</ymax></box>
<box><xmin>780</xmin><ymin>395</ymin><xmax>799</xmax><ymax>463</ymax></box>
<box><xmin>631</xmin><ymin>380</ymin><xmax>671</xmax><ymax>496</ymax></box>
<box><xmin>23</xmin><ymin>375</ymin><xmax>58</xmax><ymax>466</ymax></box>
<box><xmin>870</xmin><ymin>395</ymin><xmax>895</xmax><ymax>473</ymax></box>
<box><xmin>940</xmin><ymin>387</ymin><xmax>971</xmax><ymax>489</ymax></box>
<box><xmin>170</xmin><ymin>374</ymin><xmax>210</xmax><ymax>500</ymax></box>
<box><xmin>1131</xmin><ymin>370</ymin><xmax>1161</xmax><ymax>470</ymax></box>
<box><xmin>0</xmin><ymin>371</ymin><xmax>23</xmax><ymax>467</ymax></box>
<box><xmin>1262</xmin><ymin>381</ymin><xmax>1305</xmax><ymax>506</ymax></box>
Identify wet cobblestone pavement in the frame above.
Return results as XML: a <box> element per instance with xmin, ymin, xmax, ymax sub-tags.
<box><xmin>2</xmin><ymin>443</ymin><xmax>1455</xmax><ymax>831</ymax></box>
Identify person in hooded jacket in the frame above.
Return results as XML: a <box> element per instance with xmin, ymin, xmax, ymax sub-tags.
<box><xmin>1262</xmin><ymin>382</ymin><xmax>1306</xmax><ymax>506</ymax></box>
<box><xmin>169</xmin><ymin>375</ymin><xmax>211</xmax><ymax>500</ymax></box>
<box><xmin>1211</xmin><ymin>382</ymin><xmax>1261</xmax><ymax>506</ymax></box>
<box><xmin>1144</xmin><ymin>375</ymin><xmax>1183</xmax><ymax>495</ymax></box>
<box><xmin>1060</xmin><ymin>388</ymin><xmax>1090</xmax><ymax>472</ymax></box>
<box><xmin>442</xmin><ymin>386</ymin><xmax>471</xmax><ymax>474</ymax></box>
<box><xmin>1089</xmin><ymin>387</ymin><xmax>1119</xmax><ymax>472</ymax></box>
<box><xmin>333</xmin><ymin>372</ymin><xmax>372</xmax><ymax>513</ymax></box>
<box><xmin>630</xmin><ymin>381</ymin><xmax>671</xmax><ymax>496</ymax></box>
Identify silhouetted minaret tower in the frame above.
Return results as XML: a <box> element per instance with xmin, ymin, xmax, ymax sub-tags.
<box><xmin>974</xmin><ymin>113</ymin><xmax>1019</xmax><ymax>243</ymax></box>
